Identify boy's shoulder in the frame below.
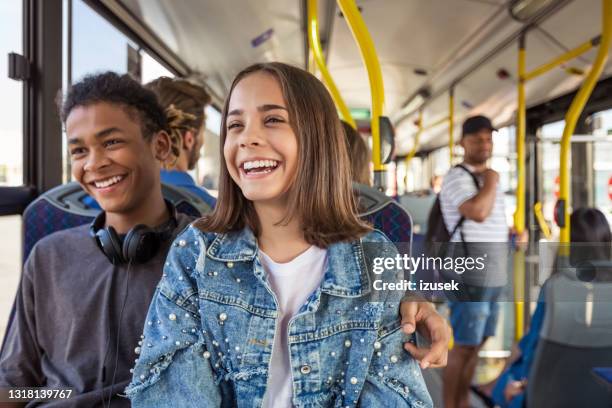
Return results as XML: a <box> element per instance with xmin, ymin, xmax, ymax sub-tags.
<box><xmin>32</xmin><ymin>223</ymin><xmax>93</xmax><ymax>253</ymax></box>
<box><xmin>25</xmin><ymin>224</ymin><xmax>100</xmax><ymax>277</ymax></box>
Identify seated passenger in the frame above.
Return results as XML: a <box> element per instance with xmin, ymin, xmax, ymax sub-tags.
<box><xmin>146</xmin><ymin>77</ymin><xmax>216</xmax><ymax>209</ymax></box>
<box><xmin>126</xmin><ymin>62</ymin><xmax>435</xmax><ymax>407</ymax></box>
<box><xmin>342</xmin><ymin>120</ymin><xmax>371</xmax><ymax>186</ymax></box>
<box><xmin>0</xmin><ymin>72</ymin><xmax>194</xmax><ymax>406</ymax></box>
<box><xmin>489</xmin><ymin>207</ymin><xmax>612</xmax><ymax>408</ymax></box>
<box><xmin>342</xmin><ymin>119</ymin><xmax>451</xmax><ymax>369</ymax></box>
<box><xmin>83</xmin><ymin>76</ymin><xmax>216</xmax><ymax>210</ymax></box>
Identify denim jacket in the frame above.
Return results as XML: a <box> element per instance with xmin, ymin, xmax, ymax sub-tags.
<box><xmin>126</xmin><ymin>224</ymin><xmax>433</xmax><ymax>408</ymax></box>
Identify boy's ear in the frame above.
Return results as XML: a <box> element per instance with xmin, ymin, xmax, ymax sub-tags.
<box><xmin>153</xmin><ymin>130</ymin><xmax>172</xmax><ymax>162</ymax></box>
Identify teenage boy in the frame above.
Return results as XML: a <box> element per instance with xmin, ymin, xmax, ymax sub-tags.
<box><xmin>0</xmin><ymin>72</ymin><xmax>194</xmax><ymax>406</ymax></box>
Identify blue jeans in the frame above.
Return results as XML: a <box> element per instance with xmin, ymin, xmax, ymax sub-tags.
<box><xmin>448</xmin><ymin>285</ymin><xmax>503</xmax><ymax>346</ymax></box>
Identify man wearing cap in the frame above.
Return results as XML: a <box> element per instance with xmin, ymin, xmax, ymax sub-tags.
<box><xmin>440</xmin><ymin>115</ymin><xmax>509</xmax><ymax>408</ymax></box>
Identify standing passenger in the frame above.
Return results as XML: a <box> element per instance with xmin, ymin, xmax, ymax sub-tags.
<box><xmin>440</xmin><ymin>115</ymin><xmax>509</xmax><ymax>408</ymax></box>
<box><xmin>126</xmin><ymin>62</ymin><xmax>434</xmax><ymax>407</ymax></box>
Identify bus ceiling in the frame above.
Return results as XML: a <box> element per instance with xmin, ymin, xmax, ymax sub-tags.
<box><xmin>77</xmin><ymin>0</ymin><xmax>611</xmax><ymax>154</ymax></box>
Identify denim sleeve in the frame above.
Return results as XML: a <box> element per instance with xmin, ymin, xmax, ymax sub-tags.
<box><xmin>125</xmin><ymin>227</ymin><xmax>221</xmax><ymax>407</ymax></box>
<box><xmin>359</xmin><ymin>230</ymin><xmax>434</xmax><ymax>407</ymax></box>
<box><xmin>359</xmin><ymin>324</ymin><xmax>433</xmax><ymax>408</ymax></box>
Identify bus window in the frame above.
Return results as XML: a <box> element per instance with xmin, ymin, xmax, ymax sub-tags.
<box><xmin>72</xmin><ymin>0</ymin><xmax>139</xmax><ymax>80</ymax></box>
<box><xmin>0</xmin><ymin>1</ymin><xmax>23</xmax><ymax>187</ymax></box>
<box><xmin>141</xmin><ymin>51</ymin><xmax>175</xmax><ymax>83</ymax></box>
<box><xmin>541</xmin><ymin>120</ymin><xmax>564</xmax><ymax>231</ymax></box>
<box><xmin>592</xmin><ymin>109</ymin><xmax>612</xmax><ymax>225</ymax></box>
<box><xmin>493</xmin><ymin>126</ymin><xmax>517</xmax><ymax>227</ymax></box>
<box><xmin>196</xmin><ymin>106</ymin><xmax>222</xmax><ymax>193</ymax></box>
<box><xmin>0</xmin><ymin>1</ymin><xmax>23</xmax><ymax>344</ymax></box>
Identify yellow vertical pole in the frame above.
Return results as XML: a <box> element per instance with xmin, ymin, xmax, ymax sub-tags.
<box><xmin>404</xmin><ymin>110</ymin><xmax>423</xmax><ymax>166</ymax></box>
<box><xmin>559</xmin><ymin>0</ymin><xmax>611</xmax><ymax>243</ymax></box>
<box><xmin>337</xmin><ymin>0</ymin><xmax>386</xmax><ymax>185</ymax></box>
<box><xmin>516</xmin><ymin>36</ymin><xmax>526</xmax><ymax>236</ymax></box>
<box><xmin>514</xmin><ymin>33</ymin><xmax>527</xmax><ymax>341</ymax></box>
<box><xmin>308</xmin><ymin>0</ymin><xmax>356</xmax><ymax>129</ymax></box>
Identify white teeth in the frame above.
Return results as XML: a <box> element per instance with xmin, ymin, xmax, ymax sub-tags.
<box><xmin>94</xmin><ymin>175</ymin><xmax>124</xmax><ymax>188</ymax></box>
<box><xmin>243</xmin><ymin>160</ymin><xmax>278</xmax><ymax>171</ymax></box>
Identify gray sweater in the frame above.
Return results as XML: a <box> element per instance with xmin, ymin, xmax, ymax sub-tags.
<box><xmin>0</xmin><ymin>213</ymin><xmax>193</xmax><ymax>407</ymax></box>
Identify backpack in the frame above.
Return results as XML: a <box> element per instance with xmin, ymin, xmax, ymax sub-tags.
<box><xmin>425</xmin><ymin>164</ymin><xmax>480</xmax><ymax>245</ymax></box>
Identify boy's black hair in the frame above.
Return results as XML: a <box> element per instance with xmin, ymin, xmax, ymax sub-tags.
<box><xmin>60</xmin><ymin>71</ymin><xmax>168</xmax><ymax>139</ymax></box>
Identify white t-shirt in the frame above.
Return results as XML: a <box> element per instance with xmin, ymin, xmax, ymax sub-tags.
<box><xmin>439</xmin><ymin>163</ymin><xmax>508</xmax><ymax>243</ymax></box>
<box><xmin>439</xmin><ymin>164</ymin><xmax>509</xmax><ymax>286</ymax></box>
<box><xmin>260</xmin><ymin>246</ymin><xmax>328</xmax><ymax>408</ymax></box>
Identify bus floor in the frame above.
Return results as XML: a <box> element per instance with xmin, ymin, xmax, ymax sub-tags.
<box><xmin>422</xmin><ymin>367</ymin><xmax>489</xmax><ymax>408</ymax></box>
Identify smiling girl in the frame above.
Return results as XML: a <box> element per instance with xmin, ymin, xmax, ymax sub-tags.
<box><xmin>126</xmin><ymin>63</ymin><xmax>433</xmax><ymax>408</ymax></box>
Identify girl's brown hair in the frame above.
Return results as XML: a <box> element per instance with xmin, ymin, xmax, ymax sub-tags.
<box><xmin>196</xmin><ymin>62</ymin><xmax>370</xmax><ymax>247</ymax></box>
<box><xmin>145</xmin><ymin>77</ymin><xmax>211</xmax><ymax>164</ymax></box>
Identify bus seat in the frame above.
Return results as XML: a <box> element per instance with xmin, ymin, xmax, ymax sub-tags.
<box><xmin>527</xmin><ymin>265</ymin><xmax>612</xmax><ymax>408</ymax></box>
<box><xmin>22</xmin><ymin>182</ymin><xmax>209</xmax><ymax>264</ymax></box>
<box><xmin>354</xmin><ymin>183</ymin><xmax>413</xmax><ymax>255</ymax></box>
<box><xmin>398</xmin><ymin>193</ymin><xmax>436</xmax><ymax>235</ymax></box>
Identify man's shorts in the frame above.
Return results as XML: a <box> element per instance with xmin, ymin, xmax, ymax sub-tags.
<box><xmin>448</xmin><ymin>285</ymin><xmax>503</xmax><ymax>346</ymax></box>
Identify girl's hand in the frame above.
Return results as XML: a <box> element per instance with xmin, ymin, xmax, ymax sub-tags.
<box><xmin>400</xmin><ymin>299</ymin><xmax>451</xmax><ymax>369</ymax></box>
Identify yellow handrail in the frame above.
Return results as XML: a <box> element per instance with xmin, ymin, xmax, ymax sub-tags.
<box><xmin>307</xmin><ymin>0</ymin><xmax>356</xmax><ymax>129</ymax></box>
<box><xmin>404</xmin><ymin>110</ymin><xmax>423</xmax><ymax>166</ymax></box>
<box><xmin>513</xmin><ymin>35</ymin><xmax>528</xmax><ymax>342</ymax></box>
<box><xmin>516</xmin><ymin>36</ymin><xmax>527</xmax><ymax>236</ymax></box>
<box><xmin>559</xmin><ymin>0</ymin><xmax>611</xmax><ymax>243</ymax></box>
<box><xmin>422</xmin><ymin>115</ymin><xmax>449</xmax><ymax>131</ymax></box>
<box><xmin>523</xmin><ymin>36</ymin><xmax>600</xmax><ymax>82</ymax></box>
<box><xmin>513</xmin><ymin>250</ymin><xmax>525</xmax><ymax>341</ymax></box>
<box><xmin>337</xmin><ymin>0</ymin><xmax>386</xmax><ymax>176</ymax></box>
<box><xmin>534</xmin><ymin>202</ymin><xmax>552</xmax><ymax>240</ymax></box>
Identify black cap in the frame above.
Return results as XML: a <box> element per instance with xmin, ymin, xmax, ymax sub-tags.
<box><xmin>462</xmin><ymin>115</ymin><xmax>496</xmax><ymax>137</ymax></box>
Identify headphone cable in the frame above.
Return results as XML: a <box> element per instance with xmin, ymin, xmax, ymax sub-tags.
<box><xmin>104</xmin><ymin>259</ymin><xmax>132</xmax><ymax>408</ymax></box>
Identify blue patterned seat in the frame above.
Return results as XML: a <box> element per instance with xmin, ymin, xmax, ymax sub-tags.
<box><xmin>0</xmin><ymin>183</ymin><xmax>208</xmax><ymax>354</ymax></box>
<box><xmin>22</xmin><ymin>182</ymin><xmax>209</xmax><ymax>263</ymax></box>
<box><xmin>355</xmin><ymin>183</ymin><xmax>413</xmax><ymax>256</ymax></box>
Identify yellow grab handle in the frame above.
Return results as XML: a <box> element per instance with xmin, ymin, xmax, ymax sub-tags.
<box><xmin>337</xmin><ymin>0</ymin><xmax>385</xmax><ymax>172</ymax></box>
<box><xmin>534</xmin><ymin>202</ymin><xmax>552</xmax><ymax>240</ymax></box>
<box><xmin>524</xmin><ymin>36</ymin><xmax>600</xmax><ymax>82</ymax></box>
<box><xmin>516</xmin><ymin>37</ymin><xmax>527</xmax><ymax>235</ymax></box>
<box><xmin>307</xmin><ymin>0</ymin><xmax>356</xmax><ymax>129</ymax></box>
<box><xmin>559</xmin><ymin>0</ymin><xmax>611</xmax><ymax>243</ymax></box>
<box><xmin>405</xmin><ymin>110</ymin><xmax>423</xmax><ymax>166</ymax></box>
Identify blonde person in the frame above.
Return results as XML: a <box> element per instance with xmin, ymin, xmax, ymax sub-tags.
<box><xmin>146</xmin><ymin>77</ymin><xmax>216</xmax><ymax>209</ymax></box>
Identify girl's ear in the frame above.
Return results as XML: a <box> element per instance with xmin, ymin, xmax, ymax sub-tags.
<box><xmin>152</xmin><ymin>130</ymin><xmax>172</xmax><ymax>162</ymax></box>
